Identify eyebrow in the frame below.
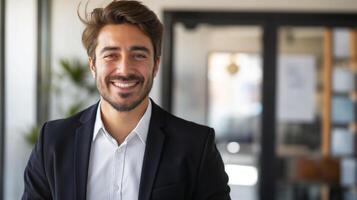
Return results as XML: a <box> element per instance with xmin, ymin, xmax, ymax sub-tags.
<box><xmin>99</xmin><ymin>45</ymin><xmax>151</xmax><ymax>55</ymax></box>
<box><xmin>100</xmin><ymin>46</ymin><xmax>119</xmax><ymax>55</ymax></box>
<box><xmin>130</xmin><ymin>46</ymin><xmax>150</xmax><ymax>54</ymax></box>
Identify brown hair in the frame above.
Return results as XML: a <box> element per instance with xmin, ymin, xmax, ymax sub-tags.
<box><xmin>79</xmin><ymin>0</ymin><xmax>163</xmax><ymax>62</ymax></box>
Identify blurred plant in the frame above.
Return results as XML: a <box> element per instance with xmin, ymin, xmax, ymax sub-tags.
<box><xmin>24</xmin><ymin>125</ymin><xmax>40</xmax><ymax>147</ymax></box>
<box><xmin>25</xmin><ymin>58</ymin><xmax>96</xmax><ymax>146</ymax></box>
<box><xmin>59</xmin><ymin>59</ymin><xmax>97</xmax><ymax>94</ymax></box>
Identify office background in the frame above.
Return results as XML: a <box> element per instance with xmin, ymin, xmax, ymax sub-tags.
<box><xmin>1</xmin><ymin>0</ymin><xmax>357</xmax><ymax>200</ymax></box>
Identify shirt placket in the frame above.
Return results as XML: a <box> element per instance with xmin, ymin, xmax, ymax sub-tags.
<box><xmin>112</xmin><ymin>142</ymin><xmax>127</xmax><ymax>200</ymax></box>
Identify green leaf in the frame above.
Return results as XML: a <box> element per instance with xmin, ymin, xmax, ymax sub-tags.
<box><xmin>59</xmin><ymin>59</ymin><xmax>90</xmax><ymax>88</ymax></box>
<box><xmin>24</xmin><ymin>125</ymin><xmax>40</xmax><ymax>146</ymax></box>
<box><xmin>66</xmin><ymin>102</ymin><xmax>84</xmax><ymax>117</ymax></box>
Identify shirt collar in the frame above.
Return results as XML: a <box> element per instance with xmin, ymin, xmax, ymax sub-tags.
<box><xmin>92</xmin><ymin>100</ymin><xmax>152</xmax><ymax>144</ymax></box>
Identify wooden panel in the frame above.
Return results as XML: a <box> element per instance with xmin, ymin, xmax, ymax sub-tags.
<box><xmin>294</xmin><ymin>158</ymin><xmax>340</xmax><ymax>183</ymax></box>
<box><xmin>322</xmin><ymin>29</ymin><xmax>332</xmax><ymax>157</ymax></box>
<box><xmin>350</xmin><ymin>29</ymin><xmax>357</xmax><ymax>71</ymax></box>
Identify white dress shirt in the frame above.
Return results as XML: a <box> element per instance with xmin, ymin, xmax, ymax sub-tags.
<box><xmin>86</xmin><ymin>101</ymin><xmax>152</xmax><ymax>200</ymax></box>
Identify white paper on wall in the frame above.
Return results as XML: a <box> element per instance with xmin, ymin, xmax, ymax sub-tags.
<box><xmin>333</xmin><ymin>28</ymin><xmax>350</xmax><ymax>58</ymax></box>
<box><xmin>333</xmin><ymin>67</ymin><xmax>355</xmax><ymax>93</ymax></box>
<box><xmin>331</xmin><ymin>128</ymin><xmax>354</xmax><ymax>156</ymax></box>
<box><xmin>332</xmin><ymin>96</ymin><xmax>355</xmax><ymax>123</ymax></box>
<box><xmin>277</xmin><ymin>55</ymin><xmax>316</xmax><ymax>122</ymax></box>
<box><xmin>341</xmin><ymin>158</ymin><xmax>357</xmax><ymax>186</ymax></box>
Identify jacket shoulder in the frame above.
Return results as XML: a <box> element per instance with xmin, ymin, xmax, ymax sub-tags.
<box><xmin>43</xmin><ymin>109</ymin><xmax>84</xmax><ymax>134</ymax></box>
<box><xmin>39</xmin><ymin>103</ymin><xmax>97</xmax><ymax>144</ymax></box>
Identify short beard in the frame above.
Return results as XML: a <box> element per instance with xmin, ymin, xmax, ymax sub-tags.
<box><xmin>99</xmin><ymin>74</ymin><xmax>154</xmax><ymax>112</ymax></box>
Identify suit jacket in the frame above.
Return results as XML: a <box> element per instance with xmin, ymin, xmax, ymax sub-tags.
<box><xmin>22</xmin><ymin>100</ymin><xmax>230</xmax><ymax>200</ymax></box>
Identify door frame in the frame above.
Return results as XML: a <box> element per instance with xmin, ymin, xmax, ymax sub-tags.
<box><xmin>0</xmin><ymin>0</ymin><xmax>5</xmax><ymax>198</ymax></box>
<box><xmin>36</xmin><ymin>0</ymin><xmax>52</xmax><ymax>125</ymax></box>
<box><xmin>162</xmin><ymin>10</ymin><xmax>357</xmax><ymax>200</ymax></box>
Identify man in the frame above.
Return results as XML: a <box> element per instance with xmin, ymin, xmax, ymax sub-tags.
<box><xmin>22</xmin><ymin>1</ymin><xmax>230</xmax><ymax>199</ymax></box>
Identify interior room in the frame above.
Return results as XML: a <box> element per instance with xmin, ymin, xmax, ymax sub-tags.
<box><xmin>1</xmin><ymin>0</ymin><xmax>357</xmax><ymax>199</ymax></box>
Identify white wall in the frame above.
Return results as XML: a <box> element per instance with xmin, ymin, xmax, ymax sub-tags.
<box><xmin>50</xmin><ymin>0</ymin><xmax>89</xmax><ymax>119</ymax></box>
<box><xmin>4</xmin><ymin>0</ymin><xmax>37</xmax><ymax>199</ymax></box>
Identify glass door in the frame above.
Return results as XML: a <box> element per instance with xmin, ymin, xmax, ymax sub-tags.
<box><xmin>172</xmin><ymin>23</ymin><xmax>263</xmax><ymax>200</ymax></box>
<box><xmin>163</xmin><ymin>10</ymin><xmax>357</xmax><ymax>200</ymax></box>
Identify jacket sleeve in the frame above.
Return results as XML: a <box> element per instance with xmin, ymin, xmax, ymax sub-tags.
<box><xmin>194</xmin><ymin>128</ymin><xmax>231</xmax><ymax>200</ymax></box>
<box><xmin>22</xmin><ymin>122</ymin><xmax>52</xmax><ymax>200</ymax></box>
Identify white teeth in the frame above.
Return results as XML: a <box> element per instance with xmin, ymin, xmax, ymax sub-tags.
<box><xmin>112</xmin><ymin>81</ymin><xmax>137</xmax><ymax>88</ymax></box>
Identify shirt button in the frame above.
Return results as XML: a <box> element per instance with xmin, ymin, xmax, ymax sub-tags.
<box><xmin>116</xmin><ymin>147</ymin><xmax>122</xmax><ymax>152</ymax></box>
<box><xmin>114</xmin><ymin>185</ymin><xmax>119</xmax><ymax>190</ymax></box>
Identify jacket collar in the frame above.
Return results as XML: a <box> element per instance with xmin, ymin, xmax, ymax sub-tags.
<box><xmin>138</xmin><ymin>99</ymin><xmax>166</xmax><ymax>200</ymax></box>
<box><xmin>74</xmin><ymin>103</ymin><xmax>98</xmax><ymax>200</ymax></box>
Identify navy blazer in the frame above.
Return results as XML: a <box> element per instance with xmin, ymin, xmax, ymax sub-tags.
<box><xmin>22</xmin><ymin>100</ymin><xmax>230</xmax><ymax>200</ymax></box>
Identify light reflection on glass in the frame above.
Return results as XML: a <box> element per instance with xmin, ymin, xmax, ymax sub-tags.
<box><xmin>227</xmin><ymin>141</ymin><xmax>241</xmax><ymax>154</ymax></box>
<box><xmin>208</xmin><ymin>52</ymin><xmax>262</xmax><ymax>142</ymax></box>
<box><xmin>225</xmin><ymin>164</ymin><xmax>258</xmax><ymax>186</ymax></box>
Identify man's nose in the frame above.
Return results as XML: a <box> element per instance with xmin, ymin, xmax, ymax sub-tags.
<box><xmin>116</xmin><ymin>55</ymin><xmax>131</xmax><ymax>75</ymax></box>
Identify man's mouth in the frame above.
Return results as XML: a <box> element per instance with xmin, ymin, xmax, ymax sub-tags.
<box><xmin>111</xmin><ymin>80</ymin><xmax>139</xmax><ymax>89</ymax></box>
<box><xmin>107</xmin><ymin>74</ymin><xmax>143</xmax><ymax>92</ymax></box>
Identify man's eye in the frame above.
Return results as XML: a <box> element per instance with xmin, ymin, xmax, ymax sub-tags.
<box><xmin>133</xmin><ymin>54</ymin><xmax>147</xmax><ymax>60</ymax></box>
<box><xmin>104</xmin><ymin>54</ymin><xmax>117</xmax><ymax>60</ymax></box>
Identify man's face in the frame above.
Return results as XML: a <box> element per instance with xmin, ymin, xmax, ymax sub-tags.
<box><xmin>89</xmin><ymin>24</ymin><xmax>159</xmax><ymax>112</ymax></box>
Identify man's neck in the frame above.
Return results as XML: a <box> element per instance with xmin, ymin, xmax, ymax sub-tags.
<box><xmin>100</xmin><ymin>97</ymin><xmax>149</xmax><ymax>144</ymax></box>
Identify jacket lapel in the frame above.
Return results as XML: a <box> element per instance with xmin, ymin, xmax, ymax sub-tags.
<box><xmin>74</xmin><ymin>103</ymin><xmax>98</xmax><ymax>200</ymax></box>
<box><xmin>138</xmin><ymin>101</ymin><xmax>166</xmax><ymax>200</ymax></box>
<box><xmin>72</xmin><ymin>101</ymin><xmax>165</xmax><ymax>200</ymax></box>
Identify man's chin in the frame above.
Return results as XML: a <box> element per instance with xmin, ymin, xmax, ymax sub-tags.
<box><xmin>117</xmin><ymin>92</ymin><xmax>133</xmax><ymax>99</ymax></box>
<box><xmin>106</xmin><ymin>96</ymin><xmax>146</xmax><ymax>112</ymax></box>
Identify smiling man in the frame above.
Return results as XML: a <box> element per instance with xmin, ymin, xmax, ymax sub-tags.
<box><xmin>22</xmin><ymin>1</ymin><xmax>230</xmax><ymax>200</ymax></box>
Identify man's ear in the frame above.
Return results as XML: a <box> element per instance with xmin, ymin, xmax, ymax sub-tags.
<box><xmin>153</xmin><ymin>57</ymin><xmax>160</xmax><ymax>77</ymax></box>
<box><xmin>88</xmin><ymin>57</ymin><xmax>96</xmax><ymax>78</ymax></box>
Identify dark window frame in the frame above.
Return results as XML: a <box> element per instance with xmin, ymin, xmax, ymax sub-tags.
<box><xmin>162</xmin><ymin>11</ymin><xmax>357</xmax><ymax>200</ymax></box>
<box><xmin>36</xmin><ymin>0</ymin><xmax>52</xmax><ymax>125</ymax></box>
<box><xmin>0</xmin><ymin>0</ymin><xmax>5</xmax><ymax>198</ymax></box>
